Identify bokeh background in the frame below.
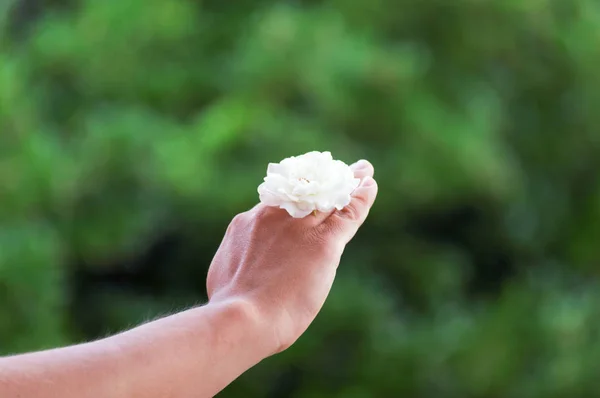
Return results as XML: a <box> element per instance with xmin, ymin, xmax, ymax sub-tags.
<box><xmin>2</xmin><ymin>0</ymin><xmax>600</xmax><ymax>396</ymax></box>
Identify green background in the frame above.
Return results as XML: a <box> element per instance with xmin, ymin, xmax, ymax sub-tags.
<box><xmin>2</xmin><ymin>0</ymin><xmax>600</xmax><ymax>396</ymax></box>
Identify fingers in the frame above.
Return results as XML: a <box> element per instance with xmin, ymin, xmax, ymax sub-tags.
<box><xmin>309</xmin><ymin>159</ymin><xmax>375</xmax><ymax>225</ymax></box>
<box><xmin>322</xmin><ymin>161</ymin><xmax>378</xmax><ymax>243</ymax></box>
<box><xmin>339</xmin><ymin>176</ymin><xmax>379</xmax><ymax>225</ymax></box>
<box><xmin>342</xmin><ymin>159</ymin><xmax>377</xmax><ymax>226</ymax></box>
<box><xmin>247</xmin><ymin>159</ymin><xmax>377</xmax><ymax>232</ymax></box>
<box><xmin>350</xmin><ymin>159</ymin><xmax>374</xmax><ymax>181</ymax></box>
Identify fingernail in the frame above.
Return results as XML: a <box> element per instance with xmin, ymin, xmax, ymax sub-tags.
<box><xmin>361</xmin><ymin>176</ymin><xmax>375</xmax><ymax>187</ymax></box>
<box><xmin>351</xmin><ymin>159</ymin><xmax>369</xmax><ymax>169</ymax></box>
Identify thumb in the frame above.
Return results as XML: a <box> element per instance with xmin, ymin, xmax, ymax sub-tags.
<box><xmin>324</xmin><ymin>175</ymin><xmax>378</xmax><ymax>244</ymax></box>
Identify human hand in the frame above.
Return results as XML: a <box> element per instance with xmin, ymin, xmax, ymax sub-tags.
<box><xmin>206</xmin><ymin>160</ymin><xmax>378</xmax><ymax>355</ymax></box>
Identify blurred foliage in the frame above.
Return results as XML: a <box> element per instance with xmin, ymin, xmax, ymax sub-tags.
<box><xmin>2</xmin><ymin>0</ymin><xmax>600</xmax><ymax>396</ymax></box>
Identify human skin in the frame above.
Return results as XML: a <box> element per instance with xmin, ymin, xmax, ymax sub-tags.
<box><xmin>0</xmin><ymin>160</ymin><xmax>378</xmax><ymax>398</ymax></box>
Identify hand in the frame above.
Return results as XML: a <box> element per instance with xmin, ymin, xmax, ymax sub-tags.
<box><xmin>206</xmin><ymin>160</ymin><xmax>378</xmax><ymax>355</ymax></box>
<box><xmin>0</xmin><ymin>161</ymin><xmax>375</xmax><ymax>398</ymax></box>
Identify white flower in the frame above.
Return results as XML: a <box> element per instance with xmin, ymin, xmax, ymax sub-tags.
<box><xmin>257</xmin><ymin>151</ymin><xmax>360</xmax><ymax>218</ymax></box>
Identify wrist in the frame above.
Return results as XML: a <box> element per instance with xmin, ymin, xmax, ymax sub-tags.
<box><xmin>104</xmin><ymin>298</ymin><xmax>277</xmax><ymax>398</ymax></box>
<box><xmin>207</xmin><ymin>297</ymin><xmax>279</xmax><ymax>359</ymax></box>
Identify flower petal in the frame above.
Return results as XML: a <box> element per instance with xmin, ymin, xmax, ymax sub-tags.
<box><xmin>258</xmin><ymin>151</ymin><xmax>358</xmax><ymax>218</ymax></box>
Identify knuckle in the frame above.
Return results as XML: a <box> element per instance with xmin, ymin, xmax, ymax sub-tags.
<box><xmin>343</xmin><ymin>200</ymin><xmax>364</xmax><ymax>222</ymax></box>
<box><xmin>231</xmin><ymin>213</ymin><xmax>248</xmax><ymax>227</ymax></box>
<box><xmin>306</xmin><ymin>227</ymin><xmax>339</xmax><ymax>259</ymax></box>
<box><xmin>319</xmin><ymin>219</ymin><xmax>341</xmax><ymax>238</ymax></box>
<box><xmin>254</xmin><ymin>205</ymin><xmax>271</xmax><ymax>219</ymax></box>
<box><xmin>253</xmin><ymin>204</ymin><xmax>281</xmax><ymax>223</ymax></box>
<box><xmin>306</xmin><ymin>228</ymin><xmax>328</xmax><ymax>247</ymax></box>
<box><xmin>227</xmin><ymin>212</ymin><xmax>250</xmax><ymax>234</ymax></box>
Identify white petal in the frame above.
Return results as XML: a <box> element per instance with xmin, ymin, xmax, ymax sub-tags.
<box><xmin>258</xmin><ymin>151</ymin><xmax>360</xmax><ymax>217</ymax></box>
<box><xmin>267</xmin><ymin>163</ymin><xmax>287</xmax><ymax>176</ymax></box>
<box><xmin>280</xmin><ymin>202</ymin><xmax>313</xmax><ymax>218</ymax></box>
<box><xmin>259</xmin><ymin>192</ymin><xmax>283</xmax><ymax>207</ymax></box>
<box><xmin>316</xmin><ymin>201</ymin><xmax>334</xmax><ymax>212</ymax></box>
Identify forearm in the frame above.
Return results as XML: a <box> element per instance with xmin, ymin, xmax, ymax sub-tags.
<box><xmin>0</xmin><ymin>300</ymin><xmax>270</xmax><ymax>398</ymax></box>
